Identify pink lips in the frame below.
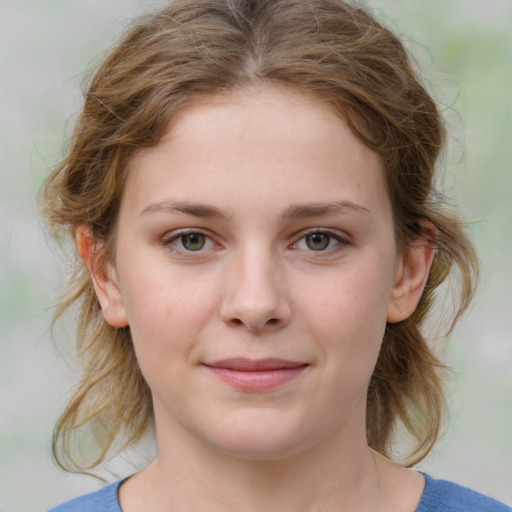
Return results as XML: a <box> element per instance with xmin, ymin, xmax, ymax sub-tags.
<box><xmin>203</xmin><ymin>358</ymin><xmax>308</xmax><ymax>391</ymax></box>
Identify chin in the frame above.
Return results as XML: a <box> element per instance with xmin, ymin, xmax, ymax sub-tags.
<box><xmin>201</xmin><ymin>412</ymin><xmax>318</xmax><ymax>461</ymax></box>
<box><xmin>215</xmin><ymin>436</ymin><xmax>307</xmax><ymax>462</ymax></box>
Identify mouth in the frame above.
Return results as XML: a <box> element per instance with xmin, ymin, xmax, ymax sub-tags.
<box><xmin>202</xmin><ymin>358</ymin><xmax>309</xmax><ymax>391</ymax></box>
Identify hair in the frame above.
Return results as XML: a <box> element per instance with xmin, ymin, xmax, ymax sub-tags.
<box><xmin>42</xmin><ymin>0</ymin><xmax>478</xmax><ymax>472</ymax></box>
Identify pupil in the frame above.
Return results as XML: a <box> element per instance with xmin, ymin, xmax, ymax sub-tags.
<box><xmin>182</xmin><ymin>233</ymin><xmax>205</xmax><ymax>251</ymax></box>
<box><xmin>306</xmin><ymin>233</ymin><xmax>329</xmax><ymax>250</ymax></box>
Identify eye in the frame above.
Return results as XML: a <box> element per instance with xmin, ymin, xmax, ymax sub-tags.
<box><xmin>180</xmin><ymin>232</ymin><xmax>207</xmax><ymax>251</ymax></box>
<box><xmin>292</xmin><ymin>230</ymin><xmax>346</xmax><ymax>252</ymax></box>
<box><xmin>304</xmin><ymin>232</ymin><xmax>331</xmax><ymax>251</ymax></box>
<box><xmin>163</xmin><ymin>231</ymin><xmax>217</xmax><ymax>252</ymax></box>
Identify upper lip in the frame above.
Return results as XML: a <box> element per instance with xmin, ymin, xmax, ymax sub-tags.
<box><xmin>203</xmin><ymin>358</ymin><xmax>308</xmax><ymax>371</ymax></box>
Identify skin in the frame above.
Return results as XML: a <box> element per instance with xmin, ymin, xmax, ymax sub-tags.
<box><xmin>79</xmin><ymin>86</ymin><xmax>434</xmax><ymax>511</ymax></box>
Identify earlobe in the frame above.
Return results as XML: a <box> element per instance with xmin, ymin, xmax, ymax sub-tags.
<box><xmin>76</xmin><ymin>226</ymin><xmax>129</xmax><ymax>328</ymax></box>
<box><xmin>386</xmin><ymin>224</ymin><xmax>437</xmax><ymax>323</ymax></box>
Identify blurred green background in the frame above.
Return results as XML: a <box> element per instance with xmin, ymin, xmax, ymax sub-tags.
<box><xmin>0</xmin><ymin>1</ymin><xmax>510</xmax><ymax>510</ymax></box>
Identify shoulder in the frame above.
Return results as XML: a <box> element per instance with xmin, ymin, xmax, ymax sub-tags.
<box><xmin>417</xmin><ymin>474</ymin><xmax>511</xmax><ymax>512</ymax></box>
<box><xmin>46</xmin><ymin>480</ymin><xmax>124</xmax><ymax>512</ymax></box>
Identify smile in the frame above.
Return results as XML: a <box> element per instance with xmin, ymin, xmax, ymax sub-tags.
<box><xmin>203</xmin><ymin>358</ymin><xmax>309</xmax><ymax>391</ymax></box>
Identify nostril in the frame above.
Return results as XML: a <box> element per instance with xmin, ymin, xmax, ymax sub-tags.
<box><xmin>230</xmin><ymin>317</ymin><xmax>280</xmax><ymax>328</ymax></box>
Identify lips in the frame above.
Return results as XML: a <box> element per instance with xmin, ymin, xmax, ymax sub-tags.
<box><xmin>203</xmin><ymin>358</ymin><xmax>309</xmax><ymax>391</ymax></box>
<box><xmin>206</xmin><ymin>358</ymin><xmax>306</xmax><ymax>371</ymax></box>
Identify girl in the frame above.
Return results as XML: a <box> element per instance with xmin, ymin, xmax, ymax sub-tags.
<box><xmin>42</xmin><ymin>0</ymin><xmax>510</xmax><ymax>510</ymax></box>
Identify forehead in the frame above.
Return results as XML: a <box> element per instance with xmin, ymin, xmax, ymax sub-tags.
<box><xmin>122</xmin><ymin>86</ymin><xmax>388</xmax><ymax>220</ymax></box>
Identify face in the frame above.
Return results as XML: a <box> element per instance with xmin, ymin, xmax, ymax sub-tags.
<box><xmin>86</xmin><ymin>87</ymin><xmax>431</xmax><ymax>461</ymax></box>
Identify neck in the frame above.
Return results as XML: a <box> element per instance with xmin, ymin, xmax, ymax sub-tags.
<box><xmin>130</xmin><ymin>408</ymin><xmax>388</xmax><ymax>512</ymax></box>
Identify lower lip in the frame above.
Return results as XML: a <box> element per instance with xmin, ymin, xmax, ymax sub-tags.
<box><xmin>205</xmin><ymin>366</ymin><xmax>308</xmax><ymax>391</ymax></box>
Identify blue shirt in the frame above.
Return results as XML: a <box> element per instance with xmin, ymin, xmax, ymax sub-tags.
<box><xmin>48</xmin><ymin>473</ymin><xmax>511</xmax><ymax>511</ymax></box>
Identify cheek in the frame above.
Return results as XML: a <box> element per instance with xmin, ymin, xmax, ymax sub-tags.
<box><xmin>298</xmin><ymin>260</ymin><xmax>392</xmax><ymax>363</ymax></box>
<box><xmin>119</xmin><ymin>268</ymin><xmax>220</xmax><ymax>368</ymax></box>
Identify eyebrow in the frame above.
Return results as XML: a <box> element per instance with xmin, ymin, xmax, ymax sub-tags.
<box><xmin>281</xmin><ymin>201</ymin><xmax>371</xmax><ymax>220</ymax></box>
<box><xmin>139</xmin><ymin>199</ymin><xmax>370</xmax><ymax>220</ymax></box>
<box><xmin>139</xmin><ymin>200</ymin><xmax>228</xmax><ymax>219</ymax></box>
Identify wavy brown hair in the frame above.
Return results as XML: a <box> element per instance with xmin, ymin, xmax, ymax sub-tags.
<box><xmin>42</xmin><ymin>0</ymin><xmax>478</xmax><ymax>472</ymax></box>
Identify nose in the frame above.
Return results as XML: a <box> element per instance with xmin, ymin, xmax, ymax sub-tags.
<box><xmin>219</xmin><ymin>247</ymin><xmax>292</xmax><ymax>333</ymax></box>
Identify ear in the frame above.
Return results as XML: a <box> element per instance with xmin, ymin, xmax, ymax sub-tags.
<box><xmin>76</xmin><ymin>226</ymin><xmax>129</xmax><ymax>327</ymax></box>
<box><xmin>386</xmin><ymin>223</ymin><xmax>437</xmax><ymax>323</ymax></box>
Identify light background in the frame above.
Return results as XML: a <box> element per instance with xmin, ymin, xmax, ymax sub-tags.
<box><xmin>0</xmin><ymin>1</ymin><xmax>510</xmax><ymax>510</ymax></box>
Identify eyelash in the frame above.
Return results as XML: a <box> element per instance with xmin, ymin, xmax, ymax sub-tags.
<box><xmin>161</xmin><ymin>229</ymin><xmax>218</xmax><ymax>254</ymax></box>
<box><xmin>290</xmin><ymin>229</ymin><xmax>349</xmax><ymax>253</ymax></box>
<box><xmin>161</xmin><ymin>228</ymin><xmax>349</xmax><ymax>255</ymax></box>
